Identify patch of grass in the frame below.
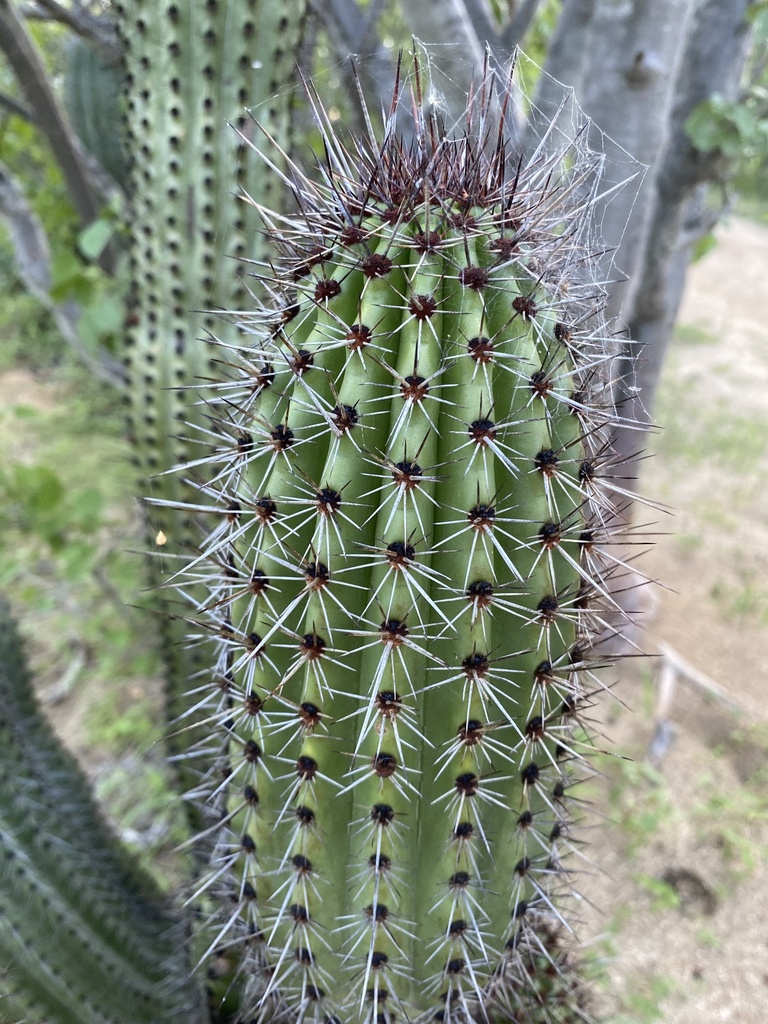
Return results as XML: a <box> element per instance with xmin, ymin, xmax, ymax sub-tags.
<box><xmin>673</xmin><ymin>322</ymin><xmax>717</xmax><ymax>345</ymax></box>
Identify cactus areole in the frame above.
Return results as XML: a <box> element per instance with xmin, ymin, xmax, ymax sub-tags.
<box><xmin>173</xmin><ymin>53</ymin><xmax>640</xmax><ymax>1024</ymax></box>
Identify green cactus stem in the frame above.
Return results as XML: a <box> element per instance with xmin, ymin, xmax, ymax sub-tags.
<box><xmin>116</xmin><ymin>0</ymin><xmax>308</xmax><ymax>801</ymax></box>
<box><xmin>174</xmin><ymin>52</ymin><xmax>641</xmax><ymax>1024</ymax></box>
<box><xmin>0</xmin><ymin>601</ymin><xmax>202</xmax><ymax>1024</ymax></box>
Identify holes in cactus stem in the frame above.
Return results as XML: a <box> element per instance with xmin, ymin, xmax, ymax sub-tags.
<box><xmin>369</xmin><ymin>951</ymin><xmax>389</xmax><ymax>969</ymax></box>
<box><xmin>362</xmin><ymin>253</ymin><xmax>393</xmax><ymax>278</ymax></box>
<box><xmin>379</xmin><ymin>618</ymin><xmax>409</xmax><ymax>647</ymax></box>
<box><xmin>305</xmin><ymin>986</ymin><xmax>324</xmax><ymax>1002</ymax></box>
<box><xmin>370</xmin><ymin>853</ymin><xmax>391</xmax><ymax>874</ymax></box>
<box><xmin>241</xmin><ymin>882</ymin><xmax>257</xmax><ymax>901</ymax></box>
<box><xmin>449</xmin><ymin>211</ymin><xmax>477</xmax><ymax>231</ymax></box>
<box><xmin>466</xmin><ymin>581</ymin><xmax>494</xmax><ymax>613</ymax></box>
<box><xmin>514</xmin><ymin>856</ymin><xmax>532</xmax><ymax>878</ymax></box>
<box><xmin>296</xmin><ymin>756</ymin><xmax>318</xmax><ymax>780</ymax></box>
<box><xmin>526</xmin><ymin>716</ymin><xmax>545</xmax><ymax>741</ymax></box>
<box><xmin>243</xmin><ymin>694</ymin><xmax>263</xmax><ymax>717</ymax></box>
<box><xmin>370</xmin><ymin>803</ymin><xmax>395</xmax><ymax>826</ymax></box>
<box><xmin>454</xmin><ymin>773</ymin><xmax>479</xmax><ymax>797</ymax></box>
<box><xmin>315</xmin><ymin>487</ymin><xmax>342</xmax><ymax>516</ymax></box>
<box><xmin>534</xmin><ymin>448</ymin><xmax>559</xmax><ymax>476</ymax></box>
<box><xmin>446</xmin><ymin>958</ymin><xmax>466</xmax><ymax>976</ymax></box>
<box><xmin>236</xmin><ymin>433</ymin><xmax>253</xmax><ymax>456</ymax></box>
<box><xmin>537</xmin><ymin>595</ymin><xmax>559</xmax><ymax>623</ymax></box>
<box><xmin>372</xmin><ymin>753</ymin><xmax>398</xmax><ymax>778</ymax></box>
<box><xmin>241</xmin><ymin>834</ymin><xmax>256</xmax><ymax>854</ymax></box>
<box><xmin>300</xmin><ymin>633</ymin><xmax>326</xmax><ymax>661</ymax></box>
<box><xmin>488</xmin><ymin>235</ymin><xmax>518</xmax><ymax>260</ymax></box>
<box><xmin>400</xmin><ymin>374</ymin><xmax>429</xmax><ymax>404</ymax></box>
<box><xmin>386</xmin><ymin>541</ymin><xmax>416</xmax><ymax>569</ymax></box>
<box><xmin>517</xmin><ymin>810</ymin><xmax>533</xmax><ymax>830</ymax></box>
<box><xmin>449</xmin><ymin>870</ymin><xmax>471</xmax><ymax>890</ymax></box>
<box><xmin>414</xmin><ymin>229</ymin><xmax>443</xmax><ymax>253</ymax></box>
<box><xmin>304</xmin><ymin>561</ymin><xmax>331</xmax><ymax>589</ymax></box>
<box><xmin>374</xmin><ymin>690</ymin><xmax>403</xmax><ymax>720</ymax></box>
<box><xmin>347</xmin><ymin>323</ymin><xmax>373</xmax><ymax>350</ymax></box>
<box><xmin>534</xmin><ymin>660</ymin><xmax>554</xmax><ymax>686</ymax></box>
<box><xmin>255</xmin><ymin>497</ymin><xmax>278</xmax><ymax>522</ymax></box>
<box><xmin>392</xmin><ymin>460</ymin><xmax>422</xmax><ymax>490</ymax></box>
<box><xmin>539</xmin><ymin>521</ymin><xmax>562</xmax><ymax>547</ymax></box>
<box><xmin>269</xmin><ymin>424</ymin><xmax>294</xmax><ymax>452</ymax></box>
<box><xmin>467</xmin><ymin>336</ymin><xmax>494</xmax><ymax>363</ymax></box>
<box><xmin>292</xmin><ymin>853</ymin><xmax>312</xmax><ymax>874</ymax></box>
<box><xmin>512</xmin><ymin>294</ymin><xmax>538</xmax><ymax>320</ymax></box>
<box><xmin>244</xmin><ymin>633</ymin><xmax>263</xmax><ymax>656</ymax></box>
<box><xmin>449</xmin><ymin>919</ymin><xmax>468</xmax><ymax>937</ymax></box>
<box><xmin>341</xmin><ymin>225</ymin><xmax>366</xmax><ymax>246</ymax></box>
<box><xmin>249</xmin><ymin>569</ymin><xmax>270</xmax><ymax>595</ymax></box>
<box><xmin>243</xmin><ymin>740</ymin><xmax>262</xmax><ymax>763</ymax></box>
<box><xmin>580</xmin><ymin>528</ymin><xmax>595</xmax><ymax>552</ymax></box>
<box><xmin>314</xmin><ymin>278</ymin><xmax>342</xmax><ymax>303</ymax></box>
<box><xmin>250</xmin><ymin>363</ymin><xmax>274</xmax><ymax>391</ymax></box>
<box><xmin>290</xmin><ymin>904</ymin><xmax>310</xmax><ymax>926</ymax></box>
<box><xmin>296</xmin><ymin>947</ymin><xmax>314</xmax><ymax>966</ymax></box>
<box><xmin>243</xmin><ymin>785</ymin><xmax>259</xmax><ymax>806</ymax></box>
<box><xmin>467</xmin><ymin>503</ymin><xmax>495</xmax><ymax>531</ymax></box>
<box><xmin>365</xmin><ymin>902</ymin><xmax>389</xmax><ymax>923</ymax></box>
<box><xmin>468</xmin><ymin>418</ymin><xmax>496</xmax><ymax>446</ymax></box>
<box><xmin>554</xmin><ymin>322</ymin><xmax>573</xmax><ymax>345</ymax></box>
<box><xmin>579</xmin><ymin>459</ymin><xmax>596</xmax><ymax>483</ymax></box>
<box><xmin>291</xmin><ymin>244</ymin><xmax>328</xmax><ymax>280</ymax></box>
<box><xmin>408</xmin><ymin>293</ymin><xmax>437</xmax><ymax>320</ymax></box>
<box><xmin>331</xmin><ymin>404</ymin><xmax>359</xmax><ymax>433</ymax></box>
<box><xmin>459</xmin><ymin>265</ymin><xmax>489</xmax><ymax>290</ymax></box>
<box><xmin>530</xmin><ymin>370</ymin><xmax>554</xmax><ymax>398</ymax></box>
<box><xmin>458</xmin><ymin>719</ymin><xmax>484</xmax><ymax>746</ymax></box>
<box><xmin>295</xmin><ymin>805</ymin><xmax>315</xmax><ymax>827</ymax></box>
<box><xmin>226</xmin><ymin>500</ymin><xmax>241</xmax><ymax>522</ymax></box>
<box><xmin>512</xmin><ymin>900</ymin><xmax>529</xmax><ymax>921</ymax></box>
<box><xmin>289</xmin><ymin>349</ymin><xmax>314</xmax><ymax>375</ymax></box>
<box><xmin>453</xmin><ymin>821</ymin><xmax>474</xmax><ymax>840</ymax></box>
<box><xmin>462</xmin><ymin>651</ymin><xmax>489</xmax><ymax>678</ymax></box>
<box><xmin>298</xmin><ymin>703</ymin><xmax>322</xmax><ymax>731</ymax></box>
<box><xmin>521</xmin><ymin>762</ymin><xmax>540</xmax><ymax>786</ymax></box>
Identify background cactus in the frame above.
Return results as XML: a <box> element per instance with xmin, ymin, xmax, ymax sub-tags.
<box><xmin>170</xmin><ymin>52</ymin><xmax>638</xmax><ymax>1024</ymax></box>
<box><xmin>115</xmin><ymin>0</ymin><xmax>308</xmax><ymax>798</ymax></box>
<box><xmin>0</xmin><ymin>600</ymin><xmax>202</xmax><ymax>1024</ymax></box>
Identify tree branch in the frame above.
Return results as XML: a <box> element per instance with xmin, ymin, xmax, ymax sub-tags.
<box><xmin>500</xmin><ymin>0</ymin><xmax>545</xmax><ymax>52</ymax></box>
<box><xmin>27</xmin><ymin>0</ymin><xmax>120</xmax><ymax>58</ymax></box>
<box><xmin>0</xmin><ymin>161</ymin><xmax>125</xmax><ymax>386</ymax></box>
<box><xmin>0</xmin><ymin>0</ymin><xmax>103</xmax><ymax>226</ymax></box>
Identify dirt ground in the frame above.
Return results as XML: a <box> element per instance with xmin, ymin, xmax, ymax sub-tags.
<box><xmin>4</xmin><ymin>217</ymin><xmax>768</xmax><ymax>1023</ymax></box>
<box><xmin>582</xmin><ymin>217</ymin><xmax>768</xmax><ymax>1023</ymax></box>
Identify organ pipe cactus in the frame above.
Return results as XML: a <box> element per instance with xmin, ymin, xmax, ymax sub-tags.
<box><xmin>116</xmin><ymin>0</ymin><xmax>308</xmax><ymax>790</ymax></box>
<box><xmin>169</xmin><ymin>52</ymin><xmax>641</xmax><ymax>1024</ymax></box>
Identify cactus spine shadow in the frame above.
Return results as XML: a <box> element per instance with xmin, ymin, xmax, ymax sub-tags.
<box><xmin>176</xmin><ymin>53</ymin><xmax>640</xmax><ymax>1024</ymax></box>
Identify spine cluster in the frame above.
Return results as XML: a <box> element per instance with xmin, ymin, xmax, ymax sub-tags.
<box><xmin>173</xmin><ymin>56</ymin><xmax>638</xmax><ymax>1024</ymax></box>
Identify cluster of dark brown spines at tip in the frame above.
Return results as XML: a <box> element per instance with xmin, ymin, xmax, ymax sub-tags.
<box><xmin>169</xmin><ymin>54</ymin><xmax>643</xmax><ymax>1024</ymax></box>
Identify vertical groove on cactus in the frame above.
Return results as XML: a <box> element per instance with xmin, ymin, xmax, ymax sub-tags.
<box><xmin>115</xmin><ymin>0</ymin><xmax>308</xmax><ymax>798</ymax></box>
<box><xmin>170</xmin><ymin>52</ymin><xmax>645</xmax><ymax>1024</ymax></box>
<box><xmin>0</xmin><ymin>601</ymin><xmax>203</xmax><ymax>1024</ymax></box>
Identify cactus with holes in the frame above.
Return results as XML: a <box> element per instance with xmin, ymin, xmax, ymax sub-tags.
<box><xmin>116</xmin><ymin>0</ymin><xmax>307</xmax><ymax>795</ymax></box>
<box><xmin>173</xmin><ymin>54</ymin><xmax>635</xmax><ymax>1024</ymax></box>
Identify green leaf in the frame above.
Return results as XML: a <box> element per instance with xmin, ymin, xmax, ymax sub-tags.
<box><xmin>77</xmin><ymin>218</ymin><xmax>113</xmax><ymax>261</ymax></box>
